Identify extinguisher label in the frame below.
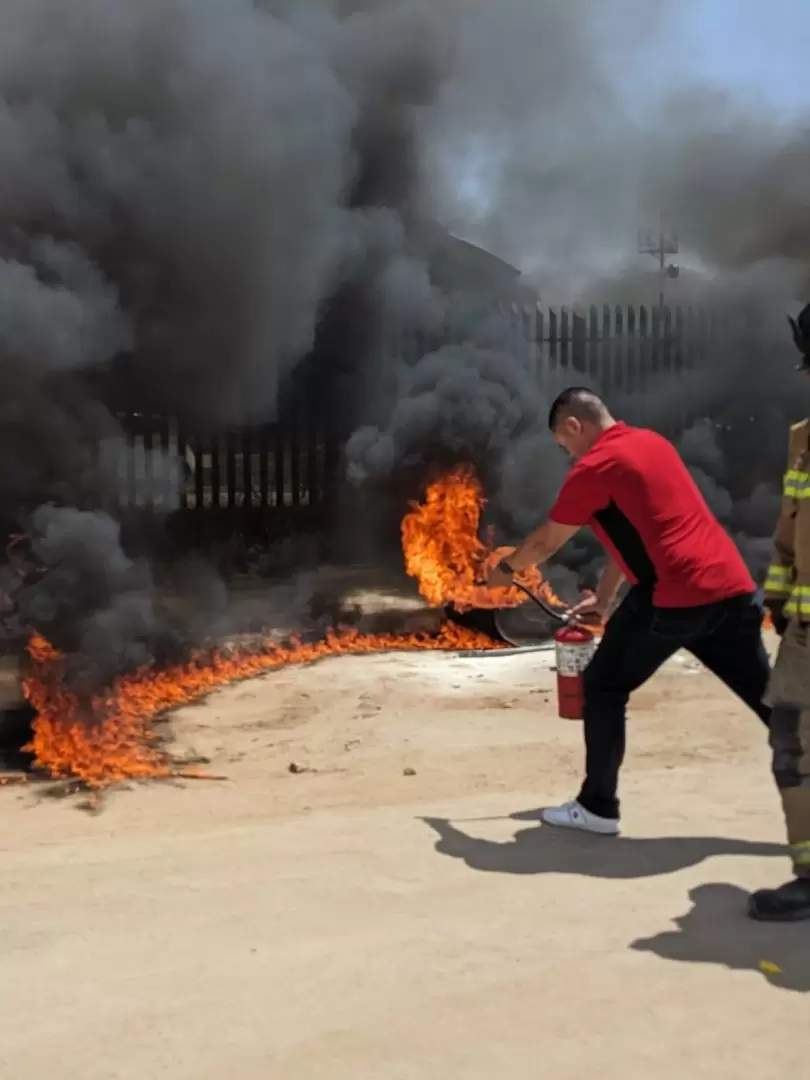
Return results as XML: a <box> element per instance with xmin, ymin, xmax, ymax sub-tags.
<box><xmin>556</xmin><ymin>643</ymin><xmax>596</xmax><ymax>676</ymax></box>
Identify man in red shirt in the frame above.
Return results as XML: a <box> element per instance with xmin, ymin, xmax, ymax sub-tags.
<box><xmin>488</xmin><ymin>387</ymin><xmax>771</xmax><ymax>835</ymax></box>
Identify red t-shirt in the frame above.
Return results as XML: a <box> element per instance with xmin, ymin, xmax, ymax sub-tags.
<box><xmin>548</xmin><ymin>422</ymin><xmax>755</xmax><ymax>608</ymax></box>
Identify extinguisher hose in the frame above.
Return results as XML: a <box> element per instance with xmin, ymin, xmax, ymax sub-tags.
<box><xmin>509</xmin><ymin>580</ymin><xmax>570</xmax><ymax>623</ymax></box>
<box><xmin>455</xmin><ymin>643</ymin><xmax>555</xmax><ymax>657</ymax></box>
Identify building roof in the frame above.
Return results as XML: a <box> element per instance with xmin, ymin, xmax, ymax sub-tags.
<box><xmin>426</xmin><ymin>228</ymin><xmax>538</xmax><ymax>303</ymax></box>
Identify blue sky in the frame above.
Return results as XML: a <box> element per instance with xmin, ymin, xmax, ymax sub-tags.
<box><xmin>662</xmin><ymin>0</ymin><xmax>810</xmax><ymax>114</ymax></box>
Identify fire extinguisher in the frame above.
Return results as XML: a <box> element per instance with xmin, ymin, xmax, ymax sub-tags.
<box><xmin>554</xmin><ymin>623</ymin><xmax>596</xmax><ymax>720</ymax></box>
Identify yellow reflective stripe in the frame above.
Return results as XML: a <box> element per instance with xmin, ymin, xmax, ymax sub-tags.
<box><xmin>766</xmin><ymin>564</ymin><xmax>791</xmax><ymax>581</ymax></box>
<box><xmin>783</xmin><ymin>469</ymin><xmax>810</xmax><ymax>499</ymax></box>
<box><xmin>764</xmin><ymin>564</ymin><xmax>793</xmax><ymax>596</ymax></box>
<box><xmin>765</xmin><ymin>586</ymin><xmax>793</xmax><ymax>599</ymax></box>
<box><xmin>792</xmin><ymin>841</ymin><xmax>810</xmax><ymax>867</ymax></box>
<box><xmin>784</xmin><ymin>587</ymin><xmax>810</xmax><ymax>616</ymax></box>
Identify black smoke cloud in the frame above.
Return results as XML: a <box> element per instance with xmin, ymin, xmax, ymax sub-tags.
<box><xmin>340</xmin><ymin>2</ymin><xmax>810</xmax><ymax>593</ymax></box>
<box><xmin>343</xmin><ymin>317</ymin><xmax>597</xmax><ymax>581</ymax></box>
<box><xmin>347</xmin><ymin>344</ymin><xmax>544</xmax><ymax>484</ymax></box>
<box><xmin>4</xmin><ymin>0</ymin><xmax>810</xmax><ymax>680</ymax></box>
<box><xmin>0</xmin><ymin>0</ymin><xmax>428</xmax><ymax>427</ymax></box>
<box><xmin>20</xmin><ymin>506</ymin><xmax>156</xmax><ymax>690</ymax></box>
<box><xmin>0</xmin><ymin>0</ymin><xmax>450</xmax><ymax>681</ymax></box>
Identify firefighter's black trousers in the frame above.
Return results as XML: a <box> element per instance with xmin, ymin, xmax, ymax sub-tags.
<box><xmin>577</xmin><ymin>586</ymin><xmax>771</xmax><ymax>820</ymax></box>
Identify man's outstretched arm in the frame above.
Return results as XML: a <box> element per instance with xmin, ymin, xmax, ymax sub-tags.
<box><xmin>487</xmin><ymin>520</ymin><xmax>579</xmax><ymax>585</ymax></box>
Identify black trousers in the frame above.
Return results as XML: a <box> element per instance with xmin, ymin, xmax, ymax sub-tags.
<box><xmin>577</xmin><ymin>586</ymin><xmax>771</xmax><ymax>820</ymax></box>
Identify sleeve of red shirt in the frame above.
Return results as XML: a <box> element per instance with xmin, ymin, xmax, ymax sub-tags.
<box><xmin>548</xmin><ymin>458</ymin><xmax>607</xmax><ymax>527</ymax></box>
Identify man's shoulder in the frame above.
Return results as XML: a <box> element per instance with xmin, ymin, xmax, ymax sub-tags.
<box><xmin>600</xmin><ymin>424</ymin><xmax>673</xmax><ymax>462</ymax></box>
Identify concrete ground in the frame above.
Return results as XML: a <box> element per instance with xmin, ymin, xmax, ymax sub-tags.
<box><xmin>0</xmin><ymin>639</ymin><xmax>807</xmax><ymax>1079</ymax></box>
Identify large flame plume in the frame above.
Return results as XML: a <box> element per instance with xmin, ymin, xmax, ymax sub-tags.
<box><xmin>401</xmin><ymin>465</ymin><xmax>562</xmax><ymax>611</ymax></box>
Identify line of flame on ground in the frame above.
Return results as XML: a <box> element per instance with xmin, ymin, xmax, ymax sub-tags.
<box><xmin>22</xmin><ymin>624</ymin><xmax>505</xmax><ymax>787</ymax></box>
<box><xmin>21</xmin><ymin>466</ymin><xmax>558</xmax><ymax>787</ymax></box>
<box><xmin>19</xmin><ymin>465</ymin><xmax>776</xmax><ymax>788</ymax></box>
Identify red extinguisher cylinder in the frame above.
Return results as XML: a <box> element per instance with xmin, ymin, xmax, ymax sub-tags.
<box><xmin>554</xmin><ymin>624</ymin><xmax>596</xmax><ymax>720</ymax></box>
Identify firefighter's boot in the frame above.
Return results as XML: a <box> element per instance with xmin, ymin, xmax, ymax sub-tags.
<box><xmin>748</xmin><ymin>876</ymin><xmax>810</xmax><ymax>922</ymax></box>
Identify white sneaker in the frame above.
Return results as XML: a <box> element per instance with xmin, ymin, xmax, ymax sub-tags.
<box><xmin>539</xmin><ymin>799</ymin><xmax>619</xmax><ymax>836</ymax></box>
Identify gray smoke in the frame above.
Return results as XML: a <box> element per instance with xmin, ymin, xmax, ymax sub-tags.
<box><xmin>20</xmin><ymin>505</ymin><xmax>156</xmax><ymax>689</ymax></box>
<box><xmin>347</xmin><ymin>343</ymin><xmax>544</xmax><ymax>484</ymax></box>
<box><xmin>339</xmin><ymin>2</ymin><xmax>810</xmax><ymax>596</ymax></box>
<box><xmin>4</xmin><ymin>0</ymin><xmax>810</xmax><ymax>681</ymax></box>
<box><xmin>0</xmin><ymin>0</ymin><xmax>442</xmax><ymax>426</ymax></box>
<box><xmin>0</xmin><ymin>0</ymin><xmax>451</xmax><ymax>682</ymax></box>
<box><xmin>642</xmin><ymin>94</ymin><xmax>810</xmax><ymax>292</ymax></box>
<box><xmin>426</xmin><ymin>6</ymin><xmax>810</xmax><ymax>302</ymax></box>
<box><xmin>422</xmin><ymin>0</ymin><xmax>673</xmax><ymax>290</ymax></box>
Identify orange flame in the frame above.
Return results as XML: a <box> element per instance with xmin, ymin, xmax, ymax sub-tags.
<box><xmin>21</xmin><ymin>465</ymin><xmax>568</xmax><ymax>787</ymax></box>
<box><xmin>401</xmin><ymin>465</ymin><xmax>563</xmax><ymax>611</ymax></box>
<box><xmin>22</xmin><ymin>623</ymin><xmax>503</xmax><ymax>787</ymax></box>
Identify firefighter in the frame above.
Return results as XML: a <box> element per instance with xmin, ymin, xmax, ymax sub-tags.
<box><xmin>753</xmin><ymin>303</ymin><xmax>810</xmax><ymax>922</ymax></box>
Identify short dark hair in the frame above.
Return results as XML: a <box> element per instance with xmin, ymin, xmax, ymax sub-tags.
<box><xmin>547</xmin><ymin>387</ymin><xmax>608</xmax><ymax>430</ymax></box>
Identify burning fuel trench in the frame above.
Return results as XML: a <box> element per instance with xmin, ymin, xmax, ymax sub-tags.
<box><xmin>6</xmin><ymin>467</ymin><xmax>567</xmax><ymax>789</ymax></box>
<box><xmin>0</xmin><ymin>0</ymin><xmax>581</xmax><ymax>792</ymax></box>
<box><xmin>10</xmin><ymin>0</ymin><xmax>795</xmax><ymax>792</ymax></box>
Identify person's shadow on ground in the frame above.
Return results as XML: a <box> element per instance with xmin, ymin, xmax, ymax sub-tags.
<box><xmin>632</xmin><ymin>884</ymin><xmax>810</xmax><ymax>994</ymax></box>
<box><xmin>420</xmin><ymin>812</ymin><xmax>786</xmax><ymax>880</ymax></box>
<box><xmin>420</xmin><ymin>814</ymin><xmax>809</xmax><ymax>994</ymax></box>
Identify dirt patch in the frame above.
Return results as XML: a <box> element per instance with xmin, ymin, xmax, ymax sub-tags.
<box><xmin>0</xmin><ymin>634</ymin><xmax>806</xmax><ymax>1079</ymax></box>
